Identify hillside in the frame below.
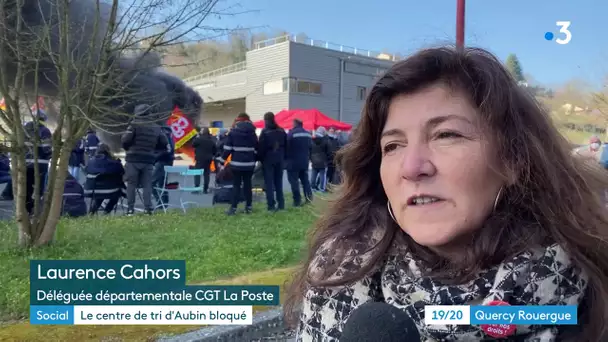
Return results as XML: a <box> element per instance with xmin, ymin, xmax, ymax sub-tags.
<box><xmin>159</xmin><ymin>31</ymin><xmax>287</xmax><ymax>79</ymax></box>
<box><xmin>534</xmin><ymin>88</ymin><xmax>607</xmax><ymax>144</ymax></box>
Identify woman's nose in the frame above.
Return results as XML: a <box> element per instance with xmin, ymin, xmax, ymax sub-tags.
<box><xmin>399</xmin><ymin>144</ymin><xmax>436</xmax><ymax>181</ymax></box>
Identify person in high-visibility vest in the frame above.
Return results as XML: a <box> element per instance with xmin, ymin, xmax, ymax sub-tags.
<box><xmin>210</xmin><ymin>154</ymin><xmax>231</xmax><ymax>173</ymax></box>
<box><xmin>214</xmin><ymin>128</ymin><xmax>230</xmax><ymax>173</ymax></box>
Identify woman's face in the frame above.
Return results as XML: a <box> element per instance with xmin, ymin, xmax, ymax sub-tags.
<box><xmin>379</xmin><ymin>84</ymin><xmax>503</xmax><ymax>248</ymax></box>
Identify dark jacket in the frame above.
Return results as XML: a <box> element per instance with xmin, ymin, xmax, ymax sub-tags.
<box><xmin>258</xmin><ymin>122</ymin><xmax>287</xmax><ymax>165</ymax></box>
<box><xmin>0</xmin><ymin>152</ymin><xmax>11</xmax><ymax>184</ymax></box>
<box><xmin>85</xmin><ymin>132</ymin><xmax>100</xmax><ymax>156</ymax></box>
<box><xmin>326</xmin><ymin>136</ymin><xmax>340</xmax><ymax>167</ymax></box>
<box><xmin>219</xmin><ymin>121</ymin><xmax>258</xmax><ymax>171</ymax></box>
<box><xmin>216</xmin><ymin>132</ymin><xmax>229</xmax><ymax>157</ymax></box>
<box><xmin>215</xmin><ymin>163</ymin><xmax>234</xmax><ymax>185</ymax></box>
<box><xmin>192</xmin><ymin>133</ymin><xmax>217</xmax><ymax>162</ymax></box>
<box><xmin>69</xmin><ymin>139</ymin><xmax>85</xmax><ymax>167</ymax></box>
<box><xmin>310</xmin><ymin>135</ymin><xmax>331</xmax><ymax>169</ymax></box>
<box><xmin>286</xmin><ymin>125</ymin><xmax>312</xmax><ymax>171</ymax></box>
<box><xmin>62</xmin><ymin>173</ymin><xmax>87</xmax><ymax>217</ymax></box>
<box><xmin>156</xmin><ymin>127</ymin><xmax>175</xmax><ymax>165</ymax></box>
<box><xmin>121</xmin><ymin>106</ymin><xmax>170</xmax><ymax>165</ymax></box>
<box><xmin>84</xmin><ymin>154</ymin><xmax>126</xmax><ymax>198</ymax></box>
<box><xmin>0</xmin><ymin>153</ymin><xmax>10</xmax><ymax>174</ymax></box>
<box><xmin>23</xmin><ymin>121</ymin><xmax>52</xmax><ymax>167</ymax></box>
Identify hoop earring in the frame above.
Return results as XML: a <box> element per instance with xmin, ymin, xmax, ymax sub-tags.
<box><xmin>387</xmin><ymin>201</ymin><xmax>398</xmax><ymax>223</ymax></box>
<box><xmin>493</xmin><ymin>186</ymin><xmax>504</xmax><ymax>212</ymax></box>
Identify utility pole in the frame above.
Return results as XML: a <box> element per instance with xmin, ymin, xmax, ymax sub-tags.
<box><xmin>456</xmin><ymin>0</ymin><xmax>465</xmax><ymax>50</ymax></box>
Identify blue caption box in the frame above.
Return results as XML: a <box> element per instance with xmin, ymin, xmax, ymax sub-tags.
<box><xmin>30</xmin><ymin>260</ymin><xmax>280</xmax><ymax>306</ymax></box>
<box><xmin>470</xmin><ymin>305</ymin><xmax>577</xmax><ymax>325</ymax></box>
<box><xmin>30</xmin><ymin>305</ymin><xmax>74</xmax><ymax>325</ymax></box>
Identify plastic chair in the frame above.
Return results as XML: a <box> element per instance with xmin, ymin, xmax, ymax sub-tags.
<box><xmin>84</xmin><ymin>173</ymin><xmax>100</xmax><ymax>210</ymax></box>
<box><xmin>153</xmin><ymin>165</ymin><xmax>189</xmax><ymax>213</ymax></box>
<box><xmin>84</xmin><ymin>173</ymin><xmax>126</xmax><ymax>215</ymax></box>
<box><xmin>176</xmin><ymin>169</ymin><xmax>203</xmax><ymax>213</ymax></box>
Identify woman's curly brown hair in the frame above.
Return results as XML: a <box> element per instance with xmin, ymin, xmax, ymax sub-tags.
<box><xmin>284</xmin><ymin>46</ymin><xmax>608</xmax><ymax>341</ymax></box>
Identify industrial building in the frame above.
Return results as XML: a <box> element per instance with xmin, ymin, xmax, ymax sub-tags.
<box><xmin>184</xmin><ymin>35</ymin><xmax>399</xmax><ymax>128</ymax></box>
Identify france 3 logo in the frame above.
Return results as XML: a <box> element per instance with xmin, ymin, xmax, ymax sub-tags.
<box><xmin>544</xmin><ymin>21</ymin><xmax>572</xmax><ymax>45</ymax></box>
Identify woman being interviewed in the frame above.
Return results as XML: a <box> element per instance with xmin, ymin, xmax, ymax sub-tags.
<box><xmin>284</xmin><ymin>46</ymin><xmax>608</xmax><ymax>341</ymax></box>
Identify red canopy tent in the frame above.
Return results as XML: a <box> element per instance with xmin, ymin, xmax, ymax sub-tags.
<box><xmin>253</xmin><ymin>108</ymin><xmax>352</xmax><ymax>131</ymax></box>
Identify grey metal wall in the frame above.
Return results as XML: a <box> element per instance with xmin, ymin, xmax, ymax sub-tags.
<box><xmin>341</xmin><ymin>61</ymin><xmax>390</xmax><ymax>124</ymax></box>
<box><xmin>288</xmin><ymin>42</ymin><xmax>393</xmax><ymax>125</ymax></box>
<box><xmin>245</xmin><ymin>42</ymin><xmax>291</xmax><ymax>121</ymax></box>
<box><xmin>288</xmin><ymin>42</ymin><xmax>341</xmax><ymax>120</ymax></box>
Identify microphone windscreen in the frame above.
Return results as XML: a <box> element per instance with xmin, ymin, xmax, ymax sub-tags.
<box><xmin>340</xmin><ymin>301</ymin><xmax>421</xmax><ymax>342</ymax></box>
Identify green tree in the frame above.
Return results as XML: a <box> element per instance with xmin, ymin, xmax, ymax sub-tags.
<box><xmin>505</xmin><ymin>54</ymin><xmax>525</xmax><ymax>83</ymax></box>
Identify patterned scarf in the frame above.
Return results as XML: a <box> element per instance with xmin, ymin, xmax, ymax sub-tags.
<box><xmin>383</xmin><ymin>243</ymin><xmax>588</xmax><ymax>340</ymax></box>
<box><xmin>299</xmin><ymin>240</ymin><xmax>588</xmax><ymax>341</ymax></box>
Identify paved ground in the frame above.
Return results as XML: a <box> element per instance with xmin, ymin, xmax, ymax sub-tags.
<box><xmin>0</xmin><ymin>167</ymin><xmax>302</xmax><ymax>219</ymax></box>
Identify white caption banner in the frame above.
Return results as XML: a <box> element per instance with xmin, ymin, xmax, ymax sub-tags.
<box><xmin>73</xmin><ymin>305</ymin><xmax>253</xmax><ymax>325</ymax></box>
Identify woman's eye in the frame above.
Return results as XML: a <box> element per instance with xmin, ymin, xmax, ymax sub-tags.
<box><xmin>382</xmin><ymin>143</ymin><xmax>400</xmax><ymax>155</ymax></box>
<box><xmin>436</xmin><ymin>131</ymin><xmax>462</xmax><ymax>139</ymax></box>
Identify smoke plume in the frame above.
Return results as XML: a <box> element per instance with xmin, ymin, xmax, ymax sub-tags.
<box><xmin>6</xmin><ymin>0</ymin><xmax>203</xmax><ymax>151</ymax></box>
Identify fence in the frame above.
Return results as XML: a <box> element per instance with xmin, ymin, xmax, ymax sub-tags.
<box><xmin>253</xmin><ymin>34</ymin><xmax>401</xmax><ymax>62</ymax></box>
<box><xmin>184</xmin><ymin>34</ymin><xmax>400</xmax><ymax>84</ymax></box>
<box><xmin>183</xmin><ymin>62</ymin><xmax>246</xmax><ymax>83</ymax></box>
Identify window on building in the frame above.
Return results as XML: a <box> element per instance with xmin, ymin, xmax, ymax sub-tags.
<box><xmin>282</xmin><ymin>77</ymin><xmax>296</xmax><ymax>92</ymax></box>
<box><xmin>308</xmin><ymin>82</ymin><xmax>322</xmax><ymax>95</ymax></box>
<box><xmin>296</xmin><ymin>80</ymin><xmax>310</xmax><ymax>93</ymax></box>
<box><xmin>357</xmin><ymin>86</ymin><xmax>367</xmax><ymax>101</ymax></box>
<box><xmin>281</xmin><ymin>77</ymin><xmax>322</xmax><ymax>95</ymax></box>
<box><xmin>263</xmin><ymin>80</ymin><xmax>284</xmax><ymax>95</ymax></box>
<box><xmin>298</xmin><ymin>80</ymin><xmax>322</xmax><ymax>94</ymax></box>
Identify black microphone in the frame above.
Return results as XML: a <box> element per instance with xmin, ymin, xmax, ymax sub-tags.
<box><xmin>340</xmin><ymin>302</ymin><xmax>421</xmax><ymax>341</ymax></box>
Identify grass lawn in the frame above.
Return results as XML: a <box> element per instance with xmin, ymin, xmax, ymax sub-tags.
<box><xmin>0</xmin><ymin>201</ymin><xmax>320</xmax><ymax>341</ymax></box>
<box><xmin>560</xmin><ymin>128</ymin><xmax>596</xmax><ymax>145</ymax></box>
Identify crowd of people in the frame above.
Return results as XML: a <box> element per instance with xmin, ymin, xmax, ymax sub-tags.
<box><xmin>0</xmin><ymin>109</ymin><xmax>55</xmax><ymax>214</ymax></box>
<box><xmin>203</xmin><ymin>112</ymin><xmax>350</xmax><ymax>215</ymax></box>
<box><xmin>0</xmin><ymin>101</ymin><xmax>353</xmax><ymax>218</ymax></box>
<box><xmin>0</xmin><ymin>95</ymin><xmax>603</xmax><ymax>223</ymax></box>
<box><xmin>0</xmin><ymin>104</ymin><xmax>175</xmax><ymax>217</ymax></box>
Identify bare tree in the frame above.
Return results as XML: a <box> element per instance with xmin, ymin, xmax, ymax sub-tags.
<box><xmin>591</xmin><ymin>77</ymin><xmax>608</xmax><ymax>132</ymax></box>
<box><xmin>0</xmin><ymin>0</ymin><xmax>232</xmax><ymax>247</ymax></box>
<box><xmin>551</xmin><ymin>80</ymin><xmax>590</xmax><ymax>110</ymax></box>
<box><xmin>539</xmin><ymin>79</ymin><xmax>592</xmax><ymax>125</ymax></box>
